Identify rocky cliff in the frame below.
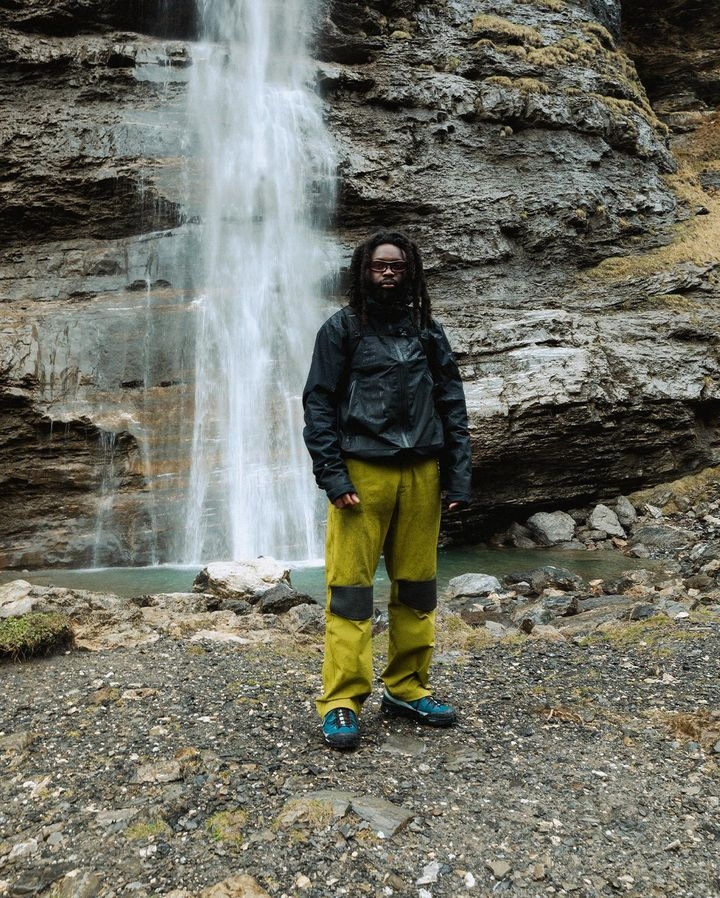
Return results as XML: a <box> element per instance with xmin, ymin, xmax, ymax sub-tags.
<box><xmin>0</xmin><ymin>0</ymin><xmax>718</xmax><ymax>566</ymax></box>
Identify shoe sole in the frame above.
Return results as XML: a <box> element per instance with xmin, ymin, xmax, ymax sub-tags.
<box><xmin>381</xmin><ymin>700</ymin><xmax>457</xmax><ymax>728</ymax></box>
<box><xmin>324</xmin><ymin>732</ymin><xmax>360</xmax><ymax>749</ymax></box>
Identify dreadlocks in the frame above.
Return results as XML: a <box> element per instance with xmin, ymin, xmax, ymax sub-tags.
<box><xmin>347</xmin><ymin>230</ymin><xmax>432</xmax><ymax>329</ymax></box>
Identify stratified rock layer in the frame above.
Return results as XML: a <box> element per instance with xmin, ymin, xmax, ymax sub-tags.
<box><xmin>0</xmin><ymin>0</ymin><xmax>719</xmax><ymax>565</ymax></box>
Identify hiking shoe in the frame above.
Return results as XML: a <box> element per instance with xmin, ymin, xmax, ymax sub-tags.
<box><xmin>322</xmin><ymin>708</ymin><xmax>360</xmax><ymax>749</ymax></box>
<box><xmin>381</xmin><ymin>690</ymin><xmax>457</xmax><ymax>727</ymax></box>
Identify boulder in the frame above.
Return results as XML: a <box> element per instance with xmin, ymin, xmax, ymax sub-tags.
<box><xmin>447</xmin><ymin>573</ymin><xmax>502</xmax><ymax>598</ymax></box>
<box><xmin>508</xmin><ymin>522</ymin><xmax>537</xmax><ymax>549</ymax></box>
<box><xmin>283</xmin><ymin>603</ymin><xmax>325</xmax><ymax>634</ymax></box>
<box><xmin>630</xmin><ymin>525</ymin><xmax>696</xmax><ymax>550</ymax></box>
<box><xmin>615</xmin><ymin>496</ymin><xmax>638</xmax><ymax>528</ymax></box>
<box><xmin>192</xmin><ymin>559</ymin><xmax>290</xmax><ymax>600</ymax></box>
<box><xmin>587</xmin><ymin>504</ymin><xmax>626</xmax><ymax>538</ymax></box>
<box><xmin>255</xmin><ymin>583</ymin><xmax>315</xmax><ymax>614</ymax></box>
<box><xmin>504</xmin><ymin>566</ymin><xmax>584</xmax><ymax>595</ymax></box>
<box><xmin>526</xmin><ymin>512</ymin><xmax>577</xmax><ymax>546</ymax></box>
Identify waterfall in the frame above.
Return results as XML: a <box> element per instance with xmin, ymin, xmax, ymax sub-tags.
<box><xmin>183</xmin><ymin>0</ymin><xmax>335</xmax><ymax>563</ymax></box>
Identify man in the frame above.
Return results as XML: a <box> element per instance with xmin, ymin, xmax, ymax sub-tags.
<box><xmin>302</xmin><ymin>229</ymin><xmax>472</xmax><ymax>749</ymax></box>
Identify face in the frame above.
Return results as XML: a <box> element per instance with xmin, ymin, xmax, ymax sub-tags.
<box><xmin>368</xmin><ymin>243</ymin><xmax>407</xmax><ymax>295</ymax></box>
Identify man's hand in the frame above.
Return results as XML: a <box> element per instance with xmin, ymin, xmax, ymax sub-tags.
<box><xmin>333</xmin><ymin>492</ymin><xmax>360</xmax><ymax>509</ymax></box>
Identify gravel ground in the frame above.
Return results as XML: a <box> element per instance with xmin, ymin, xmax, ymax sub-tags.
<box><xmin>2</xmin><ymin>617</ymin><xmax>719</xmax><ymax>898</ymax></box>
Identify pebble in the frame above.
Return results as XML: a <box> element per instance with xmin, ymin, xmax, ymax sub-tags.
<box><xmin>416</xmin><ymin>861</ymin><xmax>441</xmax><ymax>885</ymax></box>
<box><xmin>486</xmin><ymin>860</ymin><xmax>512</xmax><ymax>879</ymax></box>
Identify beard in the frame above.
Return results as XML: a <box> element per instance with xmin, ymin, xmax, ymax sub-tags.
<box><xmin>367</xmin><ymin>281</ymin><xmax>410</xmax><ymax>305</ymax></box>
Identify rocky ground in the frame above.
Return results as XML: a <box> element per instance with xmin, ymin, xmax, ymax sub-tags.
<box><xmin>2</xmin><ymin>479</ymin><xmax>720</xmax><ymax>898</ymax></box>
<box><xmin>1</xmin><ymin>615</ymin><xmax>719</xmax><ymax>898</ymax></box>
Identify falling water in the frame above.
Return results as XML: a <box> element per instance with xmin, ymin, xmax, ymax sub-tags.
<box><xmin>183</xmin><ymin>0</ymin><xmax>336</xmax><ymax>563</ymax></box>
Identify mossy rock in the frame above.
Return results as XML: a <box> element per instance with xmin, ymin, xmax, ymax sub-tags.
<box><xmin>0</xmin><ymin>612</ymin><xmax>72</xmax><ymax>661</ymax></box>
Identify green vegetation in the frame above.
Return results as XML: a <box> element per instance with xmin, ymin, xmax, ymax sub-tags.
<box><xmin>436</xmin><ymin>614</ymin><xmax>495</xmax><ymax>653</ymax></box>
<box><xmin>0</xmin><ymin>613</ymin><xmax>72</xmax><ymax>660</ymax></box>
<box><xmin>276</xmin><ymin>798</ymin><xmax>334</xmax><ymax>830</ymax></box>
<box><xmin>126</xmin><ymin>819</ymin><xmax>172</xmax><ymax>841</ymax></box>
<box><xmin>580</xmin><ymin>616</ymin><xmax>707</xmax><ymax>649</ymax></box>
<box><xmin>483</xmin><ymin>74</ymin><xmax>552</xmax><ymax>94</ymax></box>
<box><xmin>206</xmin><ymin>809</ymin><xmax>248</xmax><ymax>845</ymax></box>
<box><xmin>185</xmin><ymin>643</ymin><xmax>206</xmax><ymax>656</ymax></box>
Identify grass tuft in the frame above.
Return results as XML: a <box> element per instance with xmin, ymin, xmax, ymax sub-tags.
<box><xmin>126</xmin><ymin>819</ymin><xmax>172</xmax><ymax>841</ymax></box>
<box><xmin>471</xmin><ymin>14</ymin><xmax>545</xmax><ymax>48</ymax></box>
<box><xmin>0</xmin><ymin>613</ymin><xmax>72</xmax><ymax>660</ymax></box>
<box><xmin>658</xmin><ymin>710</ymin><xmax>720</xmax><ymax>752</ymax></box>
<box><xmin>206</xmin><ymin>809</ymin><xmax>248</xmax><ymax>845</ymax></box>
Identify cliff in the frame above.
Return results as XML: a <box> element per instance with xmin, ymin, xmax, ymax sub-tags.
<box><xmin>0</xmin><ymin>0</ymin><xmax>718</xmax><ymax>565</ymax></box>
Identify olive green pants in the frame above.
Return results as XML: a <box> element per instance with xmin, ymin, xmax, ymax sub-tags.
<box><xmin>317</xmin><ymin>457</ymin><xmax>441</xmax><ymax>719</ymax></box>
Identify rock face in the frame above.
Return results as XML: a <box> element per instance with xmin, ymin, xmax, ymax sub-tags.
<box><xmin>0</xmin><ymin>0</ymin><xmax>719</xmax><ymax>566</ymax></box>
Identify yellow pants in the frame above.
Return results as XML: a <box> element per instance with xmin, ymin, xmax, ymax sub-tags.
<box><xmin>317</xmin><ymin>457</ymin><xmax>441</xmax><ymax>718</ymax></box>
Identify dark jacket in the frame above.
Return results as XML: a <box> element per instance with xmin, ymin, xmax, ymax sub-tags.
<box><xmin>302</xmin><ymin>302</ymin><xmax>472</xmax><ymax>504</ymax></box>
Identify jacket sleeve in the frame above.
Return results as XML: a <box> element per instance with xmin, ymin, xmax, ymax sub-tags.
<box><xmin>302</xmin><ymin>313</ymin><xmax>356</xmax><ymax>502</ymax></box>
<box><xmin>428</xmin><ymin>321</ymin><xmax>473</xmax><ymax>504</ymax></box>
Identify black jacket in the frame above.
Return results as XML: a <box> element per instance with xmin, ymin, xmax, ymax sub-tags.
<box><xmin>303</xmin><ymin>302</ymin><xmax>472</xmax><ymax>504</ymax></box>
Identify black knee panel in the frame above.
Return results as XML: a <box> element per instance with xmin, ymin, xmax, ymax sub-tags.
<box><xmin>330</xmin><ymin>585</ymin><xmax>374</xmax><ymax>620</ymax></box>
<box><xmin>397</xmin><ymin>578</ymin><xmax>437</xmax><ymax>612</ymax></box>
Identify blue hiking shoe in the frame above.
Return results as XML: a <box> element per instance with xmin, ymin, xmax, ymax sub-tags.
<box><xmin>322</xmin><ymin>708</ymin><xmax>360</xmax><ymax>749</ymax></box>
<box><xmin>381</xmin><ymin>690</ymin><xmax>457</xmax><ymax>727</ymax></box>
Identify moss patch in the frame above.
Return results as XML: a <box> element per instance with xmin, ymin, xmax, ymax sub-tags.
<box><xmin>126</xmin><ymin>819</ymin><xmax>172</xmax><ymax>841</ymax></box>
<box><xmin>516</xmin><ymin>0</ymin><xmax>565</xmax><ymax>10</ymax></box>
<box><xmin>206</xmin><ymin>809</ymin><xmax>248</xmax><ymax>845</ymax></box>
<box><xmin>0</xmin><ymin>613</ymin><xmax>72</xmax><ymax>660</ymax></box>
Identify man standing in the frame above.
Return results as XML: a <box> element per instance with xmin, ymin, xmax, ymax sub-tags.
<box><xmin>302</xmin><ymin>230</ymin><xmax>472</xmax><ymax>749</ymax></box>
